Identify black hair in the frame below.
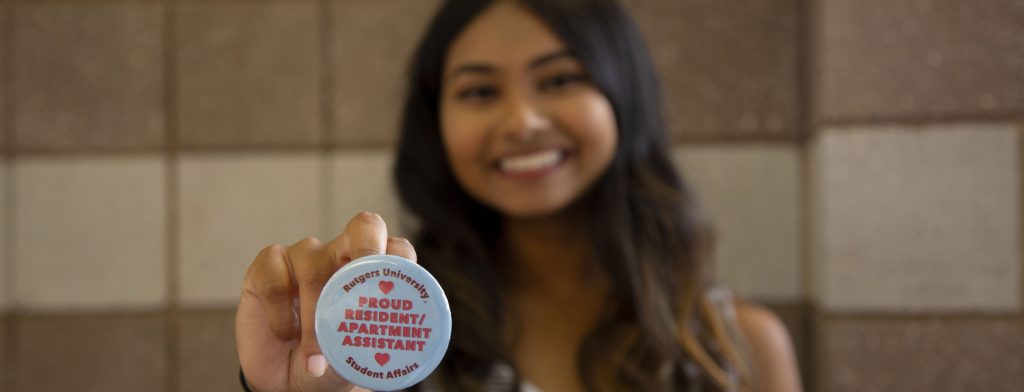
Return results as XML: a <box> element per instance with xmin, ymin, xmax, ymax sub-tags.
<box><xmin>394</xmin><ymin>0</ymin><xmax>746</xmax><ymax>390</ymax></box>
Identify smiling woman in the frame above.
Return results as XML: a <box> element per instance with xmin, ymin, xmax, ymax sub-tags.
<box><xmin>236</xmin><ymin>0</ymin><xmax>801</xmax><ymax>391</ymax></box>
<box><xmin>439</xmin><ymin>4</ymin><xmax>617</xmax><ymax>218</ymax></box>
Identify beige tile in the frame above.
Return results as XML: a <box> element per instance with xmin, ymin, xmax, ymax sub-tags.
<box><xmin>15</xmin><ymin>313</ymin><xmax>167</xmax><ymax>392</ymax></box>
<box><xmin>813</xmin><ymin>124</ymin><xmax>1021</xmax><ymax>311</ymax></box>
<box><xmin>176</xmin><ymin>1</ymin><xmax>321</xmax><ymax>148</ymax></box>
<box><xmin>13</xmin><ymin>156</ymin><xmax>166</xmax><ymax>310</ymax></box>
<box><xmin>817</xmin><ymin>0</ymin><xmax>1024</xmax><ymax>121</ymax></box>
<box><xmin>13</xmin><ymin>3</ymin><xmax>163</xmax><ymax>150</ymax></box>
<box><xmin>673</xmin><ymin>144</ymin><xmax>803</xmax><ymax>301</ymax></box>
<box><xmin>331</xmin><ymin>0</ymin><xmax>442</xmax><ymax>145</ymax></box>
<box><xmin>178</xmin><ymin>152</ymin><xmax>322</xmax><ymax>306</ymax></box>
<box><xmin>328</xmin><ymin>150</ymin><xmax>404</xmax><ymax>239</ymax></box>
<box><xmin>177</xmin><ymin>309</ymin><xmax>239</xmax><ymax>392</ymax></box>
<box><xmin>623</xmin><ymin>0</ymin><xmax>800</xmax><ymax>140</ymax></box>
<box><xmin>818</xmin><ymin>316</ymin><xmax>1024</xmax><ymax>392</ymax></box>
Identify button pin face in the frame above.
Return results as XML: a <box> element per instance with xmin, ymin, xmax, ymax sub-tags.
<box><xmin>315</xmin><ymin>255</ymin><xmax>452</xmax><ymax>391</ymax></box>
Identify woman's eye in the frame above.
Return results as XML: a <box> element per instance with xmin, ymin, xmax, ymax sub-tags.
<box><xmin>540</xmin><ymin>73</ymin><xmax>584</xmax><ymax>91</ymax></box>
<box><xmin>457</xmin><ymin>86</ymin><xmax>498</xmax><ymax>101</ymax></box>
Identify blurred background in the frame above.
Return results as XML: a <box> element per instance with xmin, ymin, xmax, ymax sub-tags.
<box><xmin>0</xmin><ymin>0</ymin><xmax>1022</xmax><ymax>391</ymax></box>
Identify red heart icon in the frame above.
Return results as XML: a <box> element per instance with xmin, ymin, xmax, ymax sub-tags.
<box><xmin>375</xmin><ymin>352</ymin><xmax>390</xmax><ymax>366</ymax></box>
<box><xmin>379</xmin><ymin>280</ymin><xmax>394</xmax><ymax>295</ymax></box>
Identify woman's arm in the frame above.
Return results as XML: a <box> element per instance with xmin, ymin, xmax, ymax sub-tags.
<box><xmin>734</xmin><ymin>301</ymin><xmax>803</xmax><ymax>392</ymax></box>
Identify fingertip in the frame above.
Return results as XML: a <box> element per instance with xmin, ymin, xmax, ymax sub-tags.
<box><xmin>307</xmin><ymin>354</ymin><xmax>328</xmax><ymax>377</ymax></box>
<box><xmin>386</xmin><ymin>236</ymin><xmax>417</xmax><ymax>263</ymax></box>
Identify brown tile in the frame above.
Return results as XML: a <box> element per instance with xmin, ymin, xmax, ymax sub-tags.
<box><xmin>817</xmin><ymin>0</ymin><xmax>1024</xmax><ymax>122</ymax></box>
<box><xmin>331</xmin><ymin>0</ymin><xmax>442</xmax><ymax>145</ymax></box>
<box><xmin>1</xmin><ymin>5</ymin><xmax>8</xmax><ymax>151</ymax></box>
<box><xmin>15</xmin><ymin>313</ymin><xmax>167</xmax><ymax>392</ymax></box>
<box><xmin>0</xmin><ymin>317</ymin><xmax>9</xmax><ymax>388</ymax></box>
<box><xmin>13</xmin><ymin>3</ymin><xmax>164</xmax><ymax>151</ymax></box>
<box><xmin>762</xmin><ymin>302</ymin><xmax>813</xmax><ymax>390</ymax></box>
<box><xmin>817</xmin><ymin>316</ymin><xmax>1024</xmax><ymax>392</ymax></box>
<box><xmin>176</xmin><ymin>1</ymin><xmax>321</xmax><ymax>148</ymax></box>
<box><xmin>0</xmin><ymin>163</ymin><xmax>6</xmax><ymax>311</ymax></box>
<box><xmin>177</xmin><ymin>309</ymin><xmax>239</xmax><ymax>392</ymax></box>
<box><xmin>623</xmin><ymin>0</ymin><xmax>801</xmax><ymax>140</ymax></box>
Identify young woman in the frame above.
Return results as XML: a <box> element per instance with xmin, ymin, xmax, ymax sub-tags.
<box><xmin>236</xmin><ymin>0</ymin><xmax>801</xmax><ymax>391</ymax></box>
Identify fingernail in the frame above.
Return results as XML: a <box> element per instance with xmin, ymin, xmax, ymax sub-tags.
<box><xmin>307</xmin><ymin>354</ymin><xmax>327</xmax><ymax>377</ymax></box>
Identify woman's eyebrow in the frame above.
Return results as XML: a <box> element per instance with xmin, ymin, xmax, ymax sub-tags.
<box><xmin>445</xmin><ymin>49</ymin><xmax>575</xmax><ymax>82</ymax></box>
<box><xmin>527</xmin><ymin>49</ymin><xmax>574</xmax><ymax>69</ymax></box>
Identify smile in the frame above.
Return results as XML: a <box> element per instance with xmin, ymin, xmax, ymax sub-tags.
<box><xmin>496</xmin><ymin>149</ymin><xmax>567</xmax><ymax>175</ymax></box>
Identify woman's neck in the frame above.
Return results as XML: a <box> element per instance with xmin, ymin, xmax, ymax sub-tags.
<box><xmin>502</xmin><ymin>207</ymin><xmax>602</xmax><ymax>299</ymax></box>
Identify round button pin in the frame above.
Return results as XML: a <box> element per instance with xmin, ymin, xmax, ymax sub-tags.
<box><xmin>315</xmin><ymin>254</ymin><xmax>452</xmax><ymax>391</ymax></box>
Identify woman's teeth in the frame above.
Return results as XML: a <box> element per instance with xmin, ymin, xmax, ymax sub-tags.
<box><xmin>499</xmin><ymin>150</ymin><xmax>563</xmax><ymax>173</ymax></box>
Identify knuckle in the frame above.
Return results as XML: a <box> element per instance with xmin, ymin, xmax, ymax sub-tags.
<box><xmin>256</xmin><ymin>244</ymin><xmax>285</xmax><ymax>260</ymax></box>
<box><xmin>254</xmin><ymin>273</ymin><xmax>291</xmax><ymax>300</ymax></box>
<box><xmin>388</xmin><ymin>236</ymin><xmax>411</xmax><ymax>246</ymax></box>
<box><xmin>293</xmin><ymin>258</ymin><xmax>333</xmax><ymax>286</ymax></box>
<box><xmin>292</xmin><ymin>236</ymin><xmax>321</xmax><ymax>249</ymax></box>
<box><xmin>352</xmin><ymin>211</ymin><xmax>384</xmax><ymax>226</ymax></box>
<box><xmin>354</xmin><ymin>246</ymin><xmax>384</xmax><ymax>257</ymax></box>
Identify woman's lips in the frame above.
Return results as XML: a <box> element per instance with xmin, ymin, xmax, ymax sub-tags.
<box><xmin>494</xmin><ymin>149</ymin><xmax>568</xmax><ymax>177</ymax></box>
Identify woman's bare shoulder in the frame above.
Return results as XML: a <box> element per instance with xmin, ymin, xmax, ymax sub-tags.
<box><xmin>733</xmin><ymin>300</ymin><xmax>803</xmax><ymax>392</ymax></box>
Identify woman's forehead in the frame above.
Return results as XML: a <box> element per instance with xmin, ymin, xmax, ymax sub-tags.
<box><xmin>444</xmin><ymin>1</ymin><xmax>569</xmax><ymax>74</ymax></box>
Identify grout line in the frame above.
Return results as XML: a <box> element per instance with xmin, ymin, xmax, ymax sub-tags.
<box><xmin>1018</xmin><ymin>123</ymin><xmax>1023</xmax><ymax>316</ymax></box>
<box><xmin>2</xmin><ymin>5</ymin><xmax>18</xmax><ymax>387</ymax></box>
<box><xmin>320</xmin><ymin>0</ymin><xmax>335</xmax><ymax>239</ymax></box>
<box><xmin>2</xmin><ymin>1</ymin><xmax>14</xmax><ymax>307</ymax></box>
<box><xmin>817</xmin><ymin>111</ymin><xmax>1024</xmax><ymax>130</ymax></box>
<box><xmin>795</xmin><ymin>0</ymin><xmax>814</xmax><ymax>306</ymax></box>
<box><xmin>163</xmin><ymin>1</ymin><xmax>181</xmax><ymax>391</ymax></box>
<box><xmin>673</xmin><ymin>133</ymin><xmax>804</xmax><ymax>145</ymax></box>
<box><xmin>819</xmin><ymin>310</ymin><xmax>1024</xmax><ymax>320</ymax></box>
<box><xmin>795</xmin><ymin>0</ymin><xmax>817</xmax><ymax>389</ymax></box>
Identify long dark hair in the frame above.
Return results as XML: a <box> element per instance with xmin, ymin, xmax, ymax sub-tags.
<box><xmin>394</xmin><ymin>0</ymin><xmax>748</xmax><ymax>390</ymax></box>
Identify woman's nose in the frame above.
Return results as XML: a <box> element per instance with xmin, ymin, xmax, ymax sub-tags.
<box><xmin>497</xmin><ymin>94</ymin><xmax>551</xmax><ymax>142</ymax></box>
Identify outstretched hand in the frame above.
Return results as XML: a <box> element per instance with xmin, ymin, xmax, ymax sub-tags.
<box><xmin>235</xmin><ymin>212</ymin><xmax>417</xmax><ymax>392</ymax></box>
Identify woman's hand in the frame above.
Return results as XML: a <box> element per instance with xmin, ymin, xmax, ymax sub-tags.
<box><xmin>235</xmin><ymin>212</ymin><xmax>417</xmax><ymax>392</ymax></box>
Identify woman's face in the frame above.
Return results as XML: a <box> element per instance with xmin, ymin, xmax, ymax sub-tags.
<box><xmin>440</xmin><ymin>0</ymin><xmax>618</xmax><ymax>219</ymax></box>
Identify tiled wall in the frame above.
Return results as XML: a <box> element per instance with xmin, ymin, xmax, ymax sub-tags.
<box><xmin>0</xmin><ymin>0</ymin><xmax>1021</xmax><ymax>391</ymax></box>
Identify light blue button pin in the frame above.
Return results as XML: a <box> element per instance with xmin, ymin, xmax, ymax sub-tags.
<box><xmin>315</xmin><ymin>254</ymin><xmax>452</xmax><ymax>391</ymax></box>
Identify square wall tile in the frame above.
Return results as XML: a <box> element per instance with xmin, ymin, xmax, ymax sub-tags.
<box><xmin>328</xmin><ymin>150</ymin><xmax>403</xmax><ymax>239</ymax></box>
<box><xmin>176</xmin><ymin>2</ymin><xmax>321</xmax><ymax>148</ymax></box>
<box><xmin>764</xmin><ymin>302</ymin><xmax>812</xmax><ymax>389</ymax></box>
<box><xmin>813</xmin><ymin>124</ymin><xmax>1021</xmax><ymax>311</ymax></box>
<box><xmin>177</xmin><ymin>310</ymin><xmax>239</xmax><ymax>392</ymax></box>
<box><xmin>0</xmin><ymin>163</ymin><xmax>6</xmax><ymax>311</ymax></box>
<box><xmin>818</xmin><ymin>316</ymin><xmax>1024</xmax><ymax>392</ymax></box>
<box><xmin>14</xmin><ymin>156</ymin><xmax>166</xmax><ymax>310</ymax></box>
<box><xmin>674</xmin><ymin>144</ymin><xmax>803</xmax><ymax>301</ymax></box>
<box><xmin>15</xmin><ymin>314</ymin><xmax>167</xmax><ymax>392</ymax></box>
<box><xmin>817</xmin><ymin>0</ymin><xmax>1024</xmax><ymax>121</ymax></box>
<box><xmin>331</xmin><ymin>0</ymin><xmax>441</xmax><ymax>145</ymax></box>
<box><xmin>1</xmin><ymin>5</ymin><xmax>7</xmax><ymax>151</ymax></box>
<box><xmin>179</xmin><ymin>152</ymin><xmax>321</xmax><ymax>306</ymax></box>
<box><xmin>13</xmin><ymin>3</ymin><xmax>163</xmax><ymax>150</ymax></box>
<box><xmin>624</xmin><ymin>0</ymin><xmax>800</xmax><ymax>140</ymax></box>
<box><xmin>0</xmin><ymin>318</ymin><xmax>8</xmax><ymax>387</ymax></box>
